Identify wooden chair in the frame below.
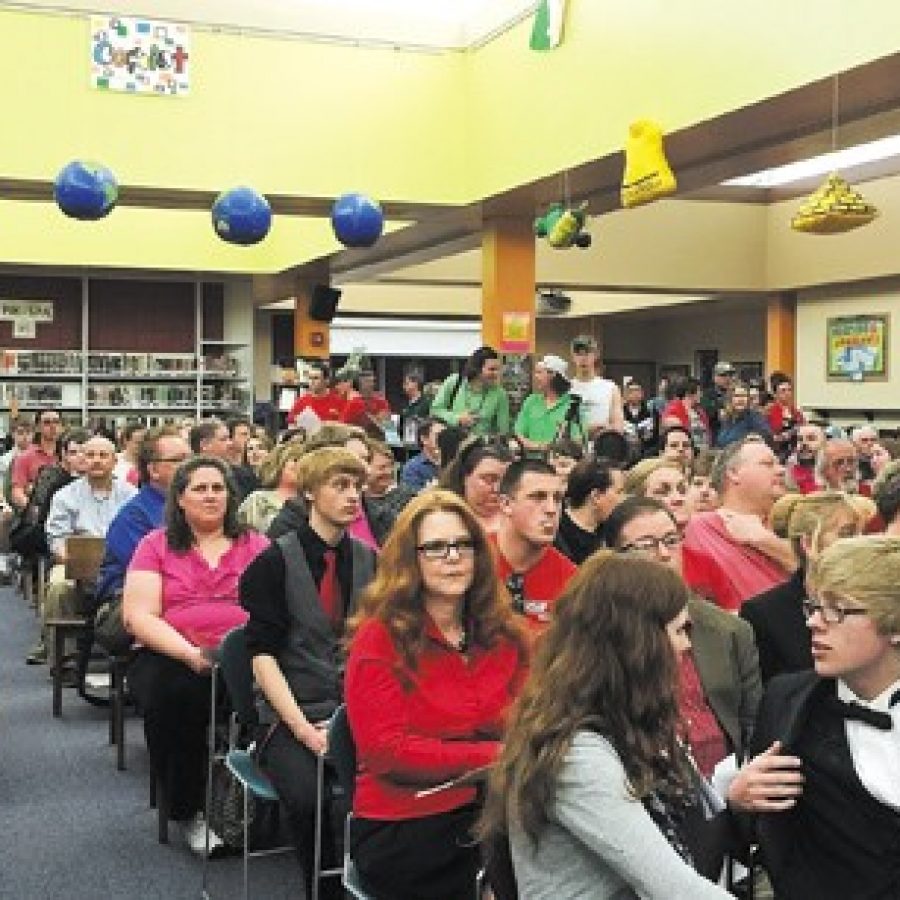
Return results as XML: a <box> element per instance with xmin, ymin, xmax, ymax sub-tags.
<box><xmin>46</xmin><ymin>535</ymin><xmax>105</xmax><ymax>717</ymax></box>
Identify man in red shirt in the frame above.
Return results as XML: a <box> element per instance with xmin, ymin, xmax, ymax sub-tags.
<box><xmin>682</xmin><ymin>437</ymin><xmax>795</xmax><ymax>611</ymax></box>
<box><xmin>11</xmin><ymin>408</ymin><xmax>62</xmax><ymax>511</ymax></box>
<box><xmin>491</xmin><ymin>459</ymin><xmax>576</xmax><ymax>635</ymax></box>
<box><xmin>342</xmin><ymin>368</ymin><xmax>391</xmax><ymax>438</ymax></box>
<box><xmin>287</xmin><ymin>362</ymin><xmax>345</xmax><ymax>425</ymax></box>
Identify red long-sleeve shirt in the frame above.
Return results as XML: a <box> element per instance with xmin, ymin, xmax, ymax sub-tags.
<box><xmin>345</xmin><ymin>616</ymin><xmax>526</xmax><ymax>821</ymax></box>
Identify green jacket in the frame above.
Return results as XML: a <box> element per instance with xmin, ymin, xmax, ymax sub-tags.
<box><xmin>430</xmin><ymin>374</ymin><xmax>510</xmax><ymax>436</ymax></box>
<box><xmin>515</xmin><ymin>392</ymin><xmax>585</xmax><ymax>444</ymax></box>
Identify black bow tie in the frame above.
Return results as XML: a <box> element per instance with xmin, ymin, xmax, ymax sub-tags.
<box><xmin>828</xmin><ymin>689</ymin><xmax>899</xmax><ymax>732</ymax></box>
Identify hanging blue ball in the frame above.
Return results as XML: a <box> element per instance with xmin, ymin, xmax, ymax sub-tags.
<box><xmin>212</xmin><ymin>187</ymin><xmax>272</xmax><ymax>245</ymax></box>
<box><xmin>54</xmin><ymin>161</ymin><xmax>118</xmax><ymax>220</ymax></box>
<box><xmin>331</xmin><ymin>192</ymin><xmax>384</xmax><ymax>248</ymax></box>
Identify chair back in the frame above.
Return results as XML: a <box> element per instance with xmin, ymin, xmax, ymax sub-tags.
<box><xmin>218</xmin><ymin>627</ymin><xmax>259</xmax><ymax>728</ymax></box>
<box><xmin>327</xmin><ymin>705</ymin><xmax>357</xmax><ymax>803</ymax></box>
<box><xmin>64</xmin><ymin>535</ymin><xmax>105</xmax><ymax>582</ymax></box>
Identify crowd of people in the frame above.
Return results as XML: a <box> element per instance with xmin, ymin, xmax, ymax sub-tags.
<box><xmin>2</xmin><ymin>335</ymin><xmax>899</xmax><ymax>900</ymax></box>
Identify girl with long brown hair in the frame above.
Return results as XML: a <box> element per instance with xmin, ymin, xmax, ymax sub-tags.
<box><xmin>480</xmin><ymin>553</ymin><xmax>730</xmax><ymax>899</ymax></box>
<box><xmin>344</xmin><ymin>489</ymin><xmax>527</xmax><ymax>900</ymax></box>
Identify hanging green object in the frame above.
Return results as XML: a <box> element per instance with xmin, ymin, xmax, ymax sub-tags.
<box><xmin>530</xmin><ymin>0</ymin><xmax>567</xmax><ymax>52</ymax></box>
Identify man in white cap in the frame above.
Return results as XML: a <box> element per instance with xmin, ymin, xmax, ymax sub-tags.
<box><xmin>514</xmin><ymin>354</ymin><xmax>586</xmax><ymax>454</ymax></box>
<box><xmin>568</xmin><ymin>335</ymin><xmax>624</xmax><ymax>438</ymax></box>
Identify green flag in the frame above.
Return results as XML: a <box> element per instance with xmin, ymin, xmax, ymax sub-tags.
<box><xmin>530</xmin><ymin>0</ymin><xmax>566</xmax><ymax>52</ymax></box>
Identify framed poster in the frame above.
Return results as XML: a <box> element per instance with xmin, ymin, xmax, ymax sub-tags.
<box><xmin>826</xmin><ymin>314</ymin><xmax>889</xmax><ymax>381</ymax></box>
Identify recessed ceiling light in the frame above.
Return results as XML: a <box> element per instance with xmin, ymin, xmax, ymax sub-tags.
<box><xmin>723</xmin><ymin>134</ymin><xmax>900</xmax><ymax>188</ymax></box>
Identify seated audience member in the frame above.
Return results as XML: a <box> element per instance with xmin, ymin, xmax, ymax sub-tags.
<box><xmin>766</xmin><ymin>372</ymin><xmax>805</xmax><ymax>463</ymax></box>
<box><xmin>851</xmin><ymin>424</ymin><xmax>879</xmax><ymax>482</ymax></box>
<box><xmin>554</xmin><ymin>457</ymin><xmax>624</xmax><ymax>564</ymax></box>
<box><xmin>123</xmin><ymin>456</ymin><xmax>268</xmax><ymax>854</ymax></box>
<box><xmin>342</xmin><ymin>368</ymin><xmax>392</xmax><ymax>439</ymax></box>
<box><xmin>740</xmin><ymin>492</ymin><xmax>860</xmax><ymax>684</ymax></box>
<box><xmin>225</xmin><ymin>416</ymin><xmax>261</xmax><ymax>501</ymax></box>
<box><xmin>514</xmin><ymin>355</ymin><xmax>585</xmax><ymax>456</ymax></box>
<box><xmin>400</xmin><ymin>417</ymin><xmax>445</xmax><ymax>491</ymax></box>
<box><xmin>364</xmin><ymin>439</ymin><xmax>417</xmax><ymax>523</ymax></box>
<box><xmin>625</xmin><ymin>457</ymin><xmax>691</xmax><ymax>532</ymax></box>
<box><xmin>345</xmin><ymin>490</ymin><xmax>528</xmax><ymax>900</ymax></box>
<box><xmin>662</xmin><ymin>376</ymin><xmax>711</xmax><ymax>451</ymax></box>
<box><xmin>42</xmin><ymin>435</ymin><xmax>136</xmax><ymax>670</ymax></box>
<box><xmin>482</xmin><ymin>553</ymin><xmax>732</xmax><ymax>899</ymax></box>
<box><xmin>431</xmin><ymin>345</ymin><xmax>511</xmax><ymax>437</ymax></box>
<box><xmin>728</xmin><ymin>536</ymin><xmax>900</xmax><ymax>900</ymax></box>
<box><xmin>622</xmin><ymin>379</ymin><xmax>658</xmax><ymax>458</ymax></box>
<box><xmin>491</xmin><ymin>460</ymin><xmax>576</xmax><ymax>636</ymax></box>
<box><xmin>95</xmin><ymin>427</ymin><xmax>191</xmax><ymax>603</ymax></box>
<box><xmin>189</xmin><ymin>419</ymin><xmax>231</xmax><ymax>462</ymax></box>
<box><xmin>287</xmin><ymin>362</ymin><xmax>345</xmax><ymax>426</ymax></box>
<box><xmin>683</xmin><ymin>438</ymin><xmax>795</xmax><ymax>611</ymax></box>
<box><xmin>545</xmin><ymin>437</ymin><xmax>583</xmax><ymax>483</ymax></box>
<box><xmin>241</xmin><ymin>447</ymin><xmax>375</xmax><ymax>896</ymax></box>
<box><xmin>784</xmin><ymin>423</ymin><xmax>824</xmax><ymax>494</ymax></box>
<box><xmin>659</xmin><ymin>424</ymin><xmax>696</xmax><ymax>470</ymax></box>
<box><xmin>10</xmin><ymin>408</ymin><xmax>62</xmax><ymax>512</ymax></box>
<box><xmin>238</xmin><ymin>440</ymin><xmax>305</xmax><ymax>533</ymax></box>
<box><xmin>687</xmin><ymin>448</ymin><xmax>720</xmax><ymax>513</ymax></box>
<box><xmin>606</xmin><ymin>498</ymin><xmax>762</xmax><ymax>771</ymax></box>
<box><xmin>716</xmin><ymin>382</ymin><xmax>772</xmax><ymax>448</ymax></box>
<box><xmin>243</xmin><ymin>432</ymin><xmax>273</xmax><ymax>476</ymax></box>
<box><xmin>113</xmin><ymin>421</ymin><xmax>145</xmax><ymax>486</ymax></box>
<box><xmin>873</xmin><ymin>458</ymin><xmax>900</xmax><ymax>537</ymax></box>
<box><xmin>438</xmin><ymin>437</ymin><xmax>514</xmax><ymax>535</ymax></box>
<box><xmin>816</xmin><ymin>438</ymin><xmax>861</xmax><ymax>494</ymax></box>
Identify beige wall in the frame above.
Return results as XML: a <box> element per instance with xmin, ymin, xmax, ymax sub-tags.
<box><xmin>796</xmin><ymin>279</ymin><xmax>900</xmax><ymax>416</ymax></box>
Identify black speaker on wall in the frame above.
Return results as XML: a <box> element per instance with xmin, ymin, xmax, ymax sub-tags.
<box><xmin>309</xmin><ymin>284</ymin><xmax>342</xmax><ymax>323</ymax></box>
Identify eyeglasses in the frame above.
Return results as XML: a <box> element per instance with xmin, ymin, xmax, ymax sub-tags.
<box><xmin>649</xmin><ymin>482</ymin><xmax>688</xmax><ymax>497</ymax></box>
<box><xmin>417</xmin><ymin>539</ymin><xmax>476</xmax><ymax>561</ymax></box>
<box><xmin>505</xmin><ymin>572</ymin><xmax>526</xmax><ymax>615</ymax></box>
<box><xmin>801</xmin><ymin>599</ymin><xmax>869</xmax><ymax>625</ymax></box>
<box><xmin>618</xmin><ymin>533</ymin><xmax>683</xmax><ymax>554</ymax></box>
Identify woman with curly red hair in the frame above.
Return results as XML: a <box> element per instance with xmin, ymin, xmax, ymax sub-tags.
<box><xmin>344</xmin><ymin>488</ymin><xmax>528</xmax><ymax>900</ymax></box>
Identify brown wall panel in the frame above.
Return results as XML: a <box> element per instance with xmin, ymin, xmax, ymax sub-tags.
<box><xmin>202</xmin><ymin>283</ymin><xmax>224</xmax><ymax>341</ymax></box>
<box><xmin>89</xmin><ymin>280</ymin><xmax>196</xmax><ymax>352</ymax></box>
<box><xmin>0</xmin><ymin>275</ymin><xmax>82</xmax><ymax>349</ymax></box>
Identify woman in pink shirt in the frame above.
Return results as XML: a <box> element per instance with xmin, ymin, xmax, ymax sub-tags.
<box><xmin>123</xmin><ymin>455</ymin><xmax>268</xmax><ymax>855</ymax></box>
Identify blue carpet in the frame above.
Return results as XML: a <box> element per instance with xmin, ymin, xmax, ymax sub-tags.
<box><xmin>0</xmin><ymin>584</ymin><xmax>304</xmax><ymax>899</ymax></box>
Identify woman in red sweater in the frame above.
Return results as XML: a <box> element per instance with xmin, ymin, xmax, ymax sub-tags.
<box><xmin>344</xmin><ymin>489</ymin><xmax>528</xmax><ymax>900</ymax></box>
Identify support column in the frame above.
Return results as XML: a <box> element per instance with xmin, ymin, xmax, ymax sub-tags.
<box><xmin>766</xmin><ymin>292</ymin><xmax>796</xmax><ymax>379</ymax></box>
<box><xmin>481</xmin><ymin>217</ymin><xmax>536</xmax><ymax>352</ymax></box>
<box><xmin>294</xmin><ymin>265</ymin><xmax>331</xmax><ymax>361</ymax></box>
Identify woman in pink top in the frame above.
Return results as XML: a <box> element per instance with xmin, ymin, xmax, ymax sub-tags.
<box><xmin>123</xmin><ymin>455</ymin><xmax>268</xmax><ymax>854</ymax></box>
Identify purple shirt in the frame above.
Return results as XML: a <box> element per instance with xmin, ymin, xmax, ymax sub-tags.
<box><xmin>129</xmin><ymin>528</ymin><xmax>268</xmax><ymax>648</ymax></box>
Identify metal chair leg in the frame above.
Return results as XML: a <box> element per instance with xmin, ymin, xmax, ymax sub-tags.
<box><xmin>312</xmin><ymin>752</ymin><xmax>325</xmax><ymax>900</ymax></box>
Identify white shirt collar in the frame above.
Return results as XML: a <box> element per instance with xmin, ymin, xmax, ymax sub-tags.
<box><xmin>837</xmin><ymin>677</ymin><xmax>900</xmax><ymax>712</ymax></box>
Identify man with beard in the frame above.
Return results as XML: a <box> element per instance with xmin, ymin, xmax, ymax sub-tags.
<box><xmin>785</xmin><ymin>424</ymin><xmax>824</xmax><ymax>494</ymax></box>
<box><xmin>816</xmin><ymin>438</ymin><xmax>861</xmax><ymax>494</ymax></box>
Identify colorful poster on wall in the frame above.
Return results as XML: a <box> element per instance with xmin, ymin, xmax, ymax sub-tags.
<box><xmin>826</xmin><ymin>313</ymin><xmax>889</xmax><ymax>380</ymax></box>
<box><xmin>91</xmin><ymin>16</ymin><xmax>190</xmax><ymax>96</ymax></box>
<box><xmin>500</xmin><ymin>311</ymin><xmax>533</xmax><ymax>353</ymax></box>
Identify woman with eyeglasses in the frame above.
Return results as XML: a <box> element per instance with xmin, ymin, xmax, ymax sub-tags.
<box><xmin>439</xmin><ymin>436</ymin><xmax>514</xmax><ymax>534</ymax></box>
<box><xmin>480</xmin><ymin>553</ymin><xmax>731</xmax><ymax>899</ymax></box>
<box><xmin>728</xmin><ymin>536</ymin><xmax>900</xmax><ymax>900</ymax></box>
<box><xmin>344</xmin><ymin>489</ymin><xmax>528</xmax><ymax>900</ymax></box>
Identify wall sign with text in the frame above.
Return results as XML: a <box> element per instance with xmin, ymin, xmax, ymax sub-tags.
<box><xmin>91</xmin><ymin>16</ymin><xmax>190</xmax><ymax>96</ymax></box>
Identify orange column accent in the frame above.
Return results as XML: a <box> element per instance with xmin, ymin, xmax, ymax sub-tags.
<box><xmin>481</xmin><ymin>217</ymin><xmax>536</xmax><ymax>352</ymax></box>
<box><xmin>766</xmin><ymin>292</ymin><xmax>796</xmax><ymax>379</ymax></box>
<box><xmin>294</xmin><ymin>279</ymin><xmax>330</xmax><ymax>361</ymax></box>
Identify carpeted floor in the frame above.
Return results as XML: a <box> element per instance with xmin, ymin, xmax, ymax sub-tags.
<box><xmin>0</xmin><ymin>583</ymin><xmax>303</xmax><ymax>900</ymax></box>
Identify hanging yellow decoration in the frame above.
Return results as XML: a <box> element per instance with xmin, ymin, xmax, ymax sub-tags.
<box><xmin>790</xmin><ymin>172</ymin><xmax>878</xmax><ymax>234</ymax></box>
<box><xmin>621</xmin><ymin>120</ymin><xmax>677</xmax><ymax>209</ymax></box>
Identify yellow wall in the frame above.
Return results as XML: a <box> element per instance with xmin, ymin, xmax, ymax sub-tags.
<box><xmin>796</xmin><ymin>280</ymin><xmax>900</xmax><ymax>411</ymax></box>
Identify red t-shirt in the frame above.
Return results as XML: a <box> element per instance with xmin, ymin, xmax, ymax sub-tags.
<box><xmin>342</xmin><ymin>393</ymin><xmax>390</xmax><ymax>429</ymax></box>
<box><xmin>345</xmin><ymin>617</ymin><xmax>526</xmax><ymax>821</ymax></box>
<box><xmin>287</xmin><ymin>391</ymin><xmax>345</xmax><ymax>425</ymax></box>
<box><xmin>491</xmin><ymin>538</ymin><xmax>577</xmax><ymax>634</ymax></box>
<box><xmin>11</xmin><ymin>444</ymin><xmax>58</xmax><ymax>491</ymax></box>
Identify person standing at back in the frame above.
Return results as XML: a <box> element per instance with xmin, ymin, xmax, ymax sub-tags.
<box><xmin>569</xmin><ymin>334</ymin><xmax>624</xmax><ymax>439</ymax></box>
<box><xmin>431</xmin><ymin>345</ymin><xmax>510</xmax><ymax>437</ymax></box>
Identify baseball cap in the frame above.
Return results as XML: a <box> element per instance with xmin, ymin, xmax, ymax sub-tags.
<box><xmin>714</xmin><ymin>361</ymin><xmax>735</xmax><ymax>376</ymax></box>
<box><xmin>571</xmin><ymin>335</ymin><xmax>598</xmax><ymax>354</ymax></box>
<box><xmin>538</xmin><ymin>354</ymin><xmax>569</xmax><ymax>378</ymax></box>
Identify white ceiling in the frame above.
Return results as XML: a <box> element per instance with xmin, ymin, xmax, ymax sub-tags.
<box><xmin>1</xmin><ymin>0</ymin><xmax>537</xmax><ymax>48</ymax></box>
